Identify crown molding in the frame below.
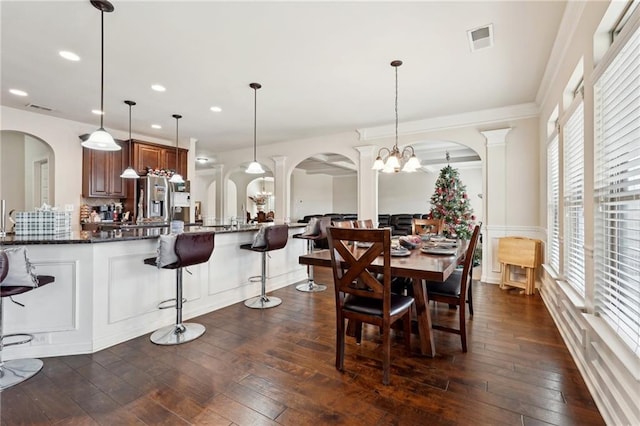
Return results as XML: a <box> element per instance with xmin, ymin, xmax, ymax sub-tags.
<box><xmin>356</xmin><ymin>102</ymin><xmax>539</xmax><ymax>141</ymax></box>
<box><xmin>536</xmin><ymin>1</ymin><xmax>588</xmax><ymax>108</ymax></box>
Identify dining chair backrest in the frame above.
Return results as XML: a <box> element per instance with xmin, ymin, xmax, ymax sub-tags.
<box><xmin>412</xmin><ymin>218</ymin><xmax>444</xmax><ymax>235</ymax></box>
<box><xmin>354</xmin><ymin>219</ymin><xmax>374</xmax><ymax>229</ymax></box>
<box><xmin>332</xmin><ymin>220</ymin><xmax>355</xmax><ymax>228</ymax></box>
<box><xmin>425</xmin><ymin>224</ymin><xmax>481</xmax><ymax>352</ymax></box>
<box><xmin>327</xmin><ymin>227</ymin><xmax>391</xmax><ymax>304</ymax></box>
<box><xmin>327</xmin><ymin>226</ymin><xmax>413</xmax><ymax>385</ymax></box>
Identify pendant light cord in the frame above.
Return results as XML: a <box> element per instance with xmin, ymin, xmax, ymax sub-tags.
<box><xmin>253</xmin><ymin>85</ymin><xmax>258</xmax><ymax>162</ymax></box>
<box><xmin>99</xmin><ymin>10</ymin><xmax>105</xmax><ymax>129</ymax></box>
<box><xmin>175</xmin><ymin>116</ymin><xmax>179</xmax><ymax>171</ymax></box>
<box><xmin>128</xmin><ymin>103</ymin><xmax>132</xmax><ymax>164</ymax></box>
<box><xmin>394</xmin><ymin>64</ymin><xmax>398</xmax><ymax>150</ymax></box>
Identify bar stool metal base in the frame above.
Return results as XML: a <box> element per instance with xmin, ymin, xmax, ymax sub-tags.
<box><xmin>244</xmin><ymin>295</ymin><xmax>282</xmax><ymax>309</ymax></box>
<box><xmin>150</xmin><ymin>323</ymin><xmax>205</xmax><ymax>345</ymax></box>
<box><xmin>0</xmin><ymin>358</ymin><xmax>43</xmax><ymax>390</ymax></box>
<box><xmin>296</xmin><ymin>281</ymin><xmax>327</xmax><ymax>292</ymax></box>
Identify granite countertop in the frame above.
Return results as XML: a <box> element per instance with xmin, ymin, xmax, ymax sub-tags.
<box><xmin>0</xmin><ymin>222</ymin><xmax>305</xmax><ymax>245</ymax></box>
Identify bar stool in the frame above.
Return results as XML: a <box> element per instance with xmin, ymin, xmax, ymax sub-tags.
<box><xmin>144</xmin><ymin>231</ymin><xmax>215</xmax><ymax>345</ymax></box>
<box><xmin>293</xmin><ymin>217</ymin><xmax>331</xmax><ymax>292</ymax></box>
<box><xmin>240</xmin><ymin>224</ymin><xmax>289</xmax><ymax>308</ymax></box>
<box><xmin>0</xmin><ymin>250</ymin><xmax>55</xmax><ymax>390</ymax></box>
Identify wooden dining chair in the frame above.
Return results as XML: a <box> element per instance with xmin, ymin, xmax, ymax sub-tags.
<box><xmin>332</xmin><ymin>220</ymin><xmax>355</xmax><ymax>228</ymax></box>
<box><xmin>412</xmin><ymin>218</ymin><xmax>444</xmax><ymax>235</ymax></box>
<box><xmin>354</xmin><ymin>219</ymin><xmax>374</xmax><ymax>229</ymax></box>
<box><xmin>327</xmin><ymin>227</ymin><xmax>414</xmax><ymax>385</ymax></box>
<box><xmin>424</xmin><ymin>224</ymin><xmax>480</xmax><ymax>352</ymax></box>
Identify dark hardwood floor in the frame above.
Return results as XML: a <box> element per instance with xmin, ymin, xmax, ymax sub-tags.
<box><xmin>1</xmin><ymin>269</ymin><xmax>604</xmax><ymax>425</ymax></box>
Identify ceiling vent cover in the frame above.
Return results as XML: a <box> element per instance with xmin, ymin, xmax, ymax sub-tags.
<box><xmin>467</xmin><ymin>24</ymin><xmax>494</xmax><ymax>52</ymax></box>
<box><xmin>26</xmin><ymin>103</ymin><xmax>54</xmax><ymax>112</ymax></box>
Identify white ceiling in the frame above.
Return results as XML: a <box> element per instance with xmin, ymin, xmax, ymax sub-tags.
<box><xmin>1</xmin><ymin>1</ymin><xmax>566</xmax><ymax>165</ymax></box>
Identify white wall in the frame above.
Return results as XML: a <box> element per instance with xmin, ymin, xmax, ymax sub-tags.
<box><xmin>332</xmin><ymin>175</ymin><xmax>357</xmax><ymax>214</ymax></box>
<box><xmin>290</xmin><ymin>169</ymin><xmax>334</xmax><ymax>221</ymax></box>
<box><xmin>0</xmin><ymin>131</ymin><xmax>25</xmax><ymax>214</ymax></box>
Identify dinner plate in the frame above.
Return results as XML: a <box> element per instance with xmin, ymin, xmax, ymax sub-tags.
<box><xmin>391</xmin><ymin>249</ymin><xmax>411</xmax><ymax>257</ymax></box>
<box><xmin>420</xmin><ymin>247</ymin><xmax>458</xmax><ymax>255</ymax></box>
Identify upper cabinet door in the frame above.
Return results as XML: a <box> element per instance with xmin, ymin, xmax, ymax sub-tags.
<box><xmin>82</xmin><ymin>140</ymin><xmax>128</xmax><ymax>198</ymax></box>
<box><xmin>134</xmin><ymin>143</ymin><xmax>163</xmax><ymax>174</ymax></box>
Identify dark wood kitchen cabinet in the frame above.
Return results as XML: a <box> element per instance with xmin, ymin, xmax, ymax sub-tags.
<box><xmin>132</xmin><ymin>140</ymin><xmax>188</xmax><ymax>178</ymax></box>
<box><xmin>82</xmin><ymin>140</ymin><xmax>128</xmax><ymax>198</ymax></box>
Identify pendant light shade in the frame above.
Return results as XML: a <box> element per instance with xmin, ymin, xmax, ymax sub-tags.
<box><xmin>169</xmin><ymin>114</ymin><xmax>184</xmax><ymax>184</ymax></box>
<box><xmin>246</xmin><ymin>82</ymin><xmax>265</xmax><ymax>174</ymax></box>
<box><xmin>83</xmin><ymin>0</ymin><xmax>119</xmax><ymax>151</ymax></box>
<box><xmin>120</xmin><ymin>100</ymin><xmax>139</xmax><ymax>179</ymax></box>
<box><xmin>372</xmin><ymin>60</ymin><xmax>421</xmax><ymax>173</ymax></box>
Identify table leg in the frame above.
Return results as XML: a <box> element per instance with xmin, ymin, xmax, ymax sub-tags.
<box><xmin>412</xmin><ymin>277</ymin><xmax>435</xmax><ymax>357</ymax></box>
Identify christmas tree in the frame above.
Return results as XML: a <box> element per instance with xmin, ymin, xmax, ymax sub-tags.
<box><xmin>428</xmin><ymin>164</ymin><xmax>476</xmax><ymax>239</ymax></box>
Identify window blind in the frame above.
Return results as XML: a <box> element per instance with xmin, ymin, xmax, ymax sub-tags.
<box><xmin>563</xmin><ymin>101</ymin><xmax>585</xmax><ymax>296</ymax></box>
<box><xmin>547</xmin><ymin>135</ymin><xmax>560</xmax><ymax>273</ymax></box>
<box><xmin>593</xmin><ymin>24</ymin><xmax>640</xmax><ymax>356</ymax></box>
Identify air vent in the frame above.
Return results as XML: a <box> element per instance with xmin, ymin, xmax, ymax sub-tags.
<box><xmin>467</xmin><ymin>24</ymin><xmax>494</xmax><ymax>52</ymax></box>
<box><xmin>26</xmin><ymin>103</ymin><xmax>53</xmax><ymax>112</ymax></box>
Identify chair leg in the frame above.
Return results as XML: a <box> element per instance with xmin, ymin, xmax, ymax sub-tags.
<box><xmin>245</xmin><ymin>252</ymin><xmax>282</xmax><ymax>309</ymax></box>
<box><xmin>382</xmin><ymin>324</ymin><xmax>391</xmax><ymax>385</ymax></box>
<box><xmin>336</xmin><ymin>316</ymin><xmax>345</xmax><ymax>372</ymax></box>
<box><xmin>467</xmin><ymin>277</ymin><xmax>474</xmax><ymax>316</ymax></box>
<box><xmin>403</xmin><ymin>309</ymin><xmax>412</xmax><ymax>353</ymax></box>
<box><xmin>0</xmin><ymin>297</ymin><xmax>43</xmax><ymax>390</ymax></box>
<box><xmin>296</xmin><ymin>240</ymin><xmax>327</xmax><ymax>292</ymax></box>
<box><xmin>355</xmin><ymin>321</ymin><xmax>363</xmax><ymax>345</ymax></box>
<box><xmin>459</xmin><ymin>299</ymin><xmax>467</xmax><ymax>353</ymax></box>
<box><xmin>150</xmin><ymin>268</ymin><xmax>206</xmax><ymax>345</ymax></box>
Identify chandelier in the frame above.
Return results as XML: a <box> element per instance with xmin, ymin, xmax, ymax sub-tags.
<box><xmin>372</xmin><ymin>60</ymin><xmax>421</xmax><ymax>173</ymax></box>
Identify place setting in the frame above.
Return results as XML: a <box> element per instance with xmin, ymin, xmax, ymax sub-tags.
<box><xmin>419</xmin><ymin>236</ymin><xmax>459</xmax><ymax>255</ymax></box>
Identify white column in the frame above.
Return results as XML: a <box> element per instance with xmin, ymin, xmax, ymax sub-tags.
<box><xmin>355</xmin><ymin>145</ymin><xmax>379</xmax><ymax>224</ymax></box>
<box><xmin>188</xmin><ymin>138</ymin><xmax>198</xmax><ymax>222</ymax></box>
<box><xmin>272</xmin><ymin>155</ymin><xmax>288</xmax><ymax>223</ymax></box>
<box><xmin>480</xmin><ymin>128</ymin><xmax>511</xmax><ymax>284</ymax></box>
<box><xmin>211</xmin><ymin>164</ymin><xmax>224</xmax><ymax>224</ymax></box>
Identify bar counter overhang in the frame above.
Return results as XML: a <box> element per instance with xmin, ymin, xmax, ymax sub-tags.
<box><xmin>0</xmin><ymin>224</ymin><xmax>307</xmax><ymax>361</ymax></box>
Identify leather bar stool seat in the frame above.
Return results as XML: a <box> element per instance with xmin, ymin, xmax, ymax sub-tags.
<box><xmin>144</xmin><ymin>231</ymin><xmax>215</xmax><ymax>345</ymax></box>
<box><xmin>292</xmin><ymin>217</ymin><xmax>331</xmax><ymax>292</ymax></box>
<box><xmin>0</xmin><ymin>250</ymin><xmax>55</xmax><ymax>390</ymax></box>
<box><xmin>240</xmin><ymin>224</ymin><xmax>289</xmax><ymax>308</ymax></box>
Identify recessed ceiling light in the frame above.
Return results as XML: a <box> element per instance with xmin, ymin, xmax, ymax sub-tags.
<box><xmin>9</xmin><ymin>89</ymin><xmax>28</xmax><ymax>97</ymax></box>
<box><xmin>196</xmin><ymin>157</ymin><xmax>209</xmax><ymax>163</ymax></box>
<box><xmin>92</xmin><ymin>109</ymin><xmax>104</xmax><ymax>115</ymax></box>
<box><xmin>210</xmin><ymin>106</ymin><xmax>222</xmax><ymax>113</ymax></box>
<box><xmin>151</xmin><ymin>84</ymin><xmax>166</xmax><ymax>92</ymax></box>
<box><xmin>151</xmin><ymin>124</ymin><xmax>162</xmax><ymax>129</ymax></box>
<box><xmin>59</xmin><ymin>50</ymin><xmax>80</xmax><ymax>61</ymax></box>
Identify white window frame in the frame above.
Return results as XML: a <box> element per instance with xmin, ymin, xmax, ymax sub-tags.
<box><xmin>562</xmin><ymin>97</ymin><xmax>586</xmax><ymax>297</ymax></box>
<box><xmin>592</xmin><ymin>14</ymin><xmax>640</xmax><ymax>357</ymax></box>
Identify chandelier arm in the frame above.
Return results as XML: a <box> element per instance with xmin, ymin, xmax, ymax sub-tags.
<box><xmin>377</xmin><ymin>146</ymin><xmax>392</xmax><ymax>159</ymax></box>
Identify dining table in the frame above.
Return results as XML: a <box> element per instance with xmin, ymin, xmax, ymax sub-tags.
<box><xmin>298</xmin><ymin>242</ymin><xmax>467</xmax><ymax>357</ymax></box>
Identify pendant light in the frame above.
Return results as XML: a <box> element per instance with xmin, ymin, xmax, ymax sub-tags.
<box><xmin>82</xmin><ymin>0</ymin><xmax>120</xmax><ymax>151</ymax></box>
<box><xmin>246</xmin><ymin>82</ymin><xmax>265</xmax><ymax>174</ymax></box>
<box><xmin>372</xmin><ymin>60</ymin><xmax>421</xmax><ymax>173</ymax></box>
<box><xmin>169</xmin><ymin>114</ymin><xmax>184</xmax><ymax>184</ymax></box>
<box><xmin>120</xmin><ymin>100</ymin><xmax>139</xmax><ymax>179</ymax></box>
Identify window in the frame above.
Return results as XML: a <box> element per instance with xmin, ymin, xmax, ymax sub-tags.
<box><xmin>547</xmin><ymin>135</ymin><xmax>560</xmax><ymax>273</ymax></box>
<box><xmin>593</xmin><ymin>24</ymin><xmax>640</xmax><ymax>356</ymax></box>
<box><xmin>563</xmin><ymin>100</ymin><xmax>585</xmax><ymax>296</ymax></box>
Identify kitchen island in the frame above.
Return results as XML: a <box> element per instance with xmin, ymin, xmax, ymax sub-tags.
<box><xmin>0</xmin><ymin>224</ymin><xmax>307</xmax><ymax>361</ymax></box>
